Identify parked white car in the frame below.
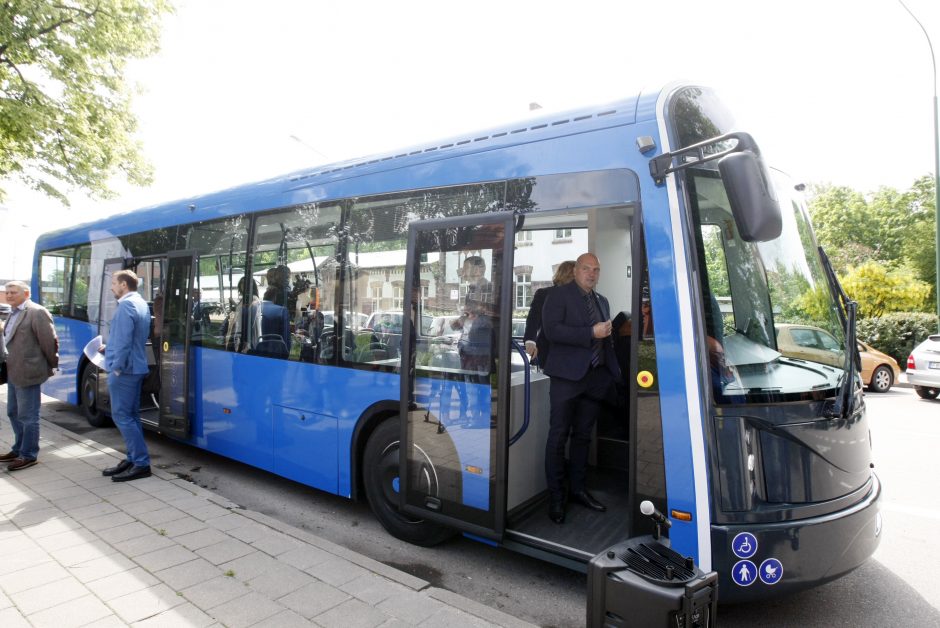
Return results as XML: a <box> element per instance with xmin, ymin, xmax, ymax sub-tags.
<box><xmin>906</xmin><ymin>335</ymin><xmax>940</xmax><ymax>399</ymax></box>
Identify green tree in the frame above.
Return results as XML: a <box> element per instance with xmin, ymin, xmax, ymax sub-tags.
<box><xmin>840</xmin><ymin>260</ymin><xmax>931</xmax><ymax>318</ymax></box>
<box><xmin>0</xmin><ymin>0</ymin><xmax>172</xmax><ymax>205</ymax></box>
<box><xmin>808</xmin><ymin>184</ymin><xmax>877</xmax><ymax>271</ymax></box>
<box><xmin>891</xmin><ymin>175</ymin><xmax>937</xmax><ymax>296</ymax></box>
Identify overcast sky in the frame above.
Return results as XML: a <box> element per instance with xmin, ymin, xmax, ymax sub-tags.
<box><xmin>2</xmin><ymin>0</ymin><xmax>939</xmax><ymax>279</ymax></box>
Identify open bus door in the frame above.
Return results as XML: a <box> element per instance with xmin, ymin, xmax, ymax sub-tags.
<box><xmin>399</xmin><ymin>213</ymin><xmax>516</xmax><ymax>540</ymax></box>
<box><xmin>158</xmin><ymin>251</ymin><xmax>197</xmax><ymax>438</ymax></box>
<box><xmin>89</xmin><ymin>258</ymin><xmax>127</xmax><ymax>417</ymax></box>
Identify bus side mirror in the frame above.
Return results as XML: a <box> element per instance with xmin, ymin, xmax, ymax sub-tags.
<box><xmin>719</xmin><ymin>151</ymin><xmax>782</xmax><ymax>242</ymax></box>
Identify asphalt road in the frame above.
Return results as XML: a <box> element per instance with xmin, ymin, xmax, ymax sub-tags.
<box><xmin>13</xmin><ymin>385</ymin><xmax>940</xmax><ymax>628</ymax></box>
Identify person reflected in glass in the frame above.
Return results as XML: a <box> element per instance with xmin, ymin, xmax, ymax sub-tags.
<box><xmin>707</xmin><ymin>335</ymin><xmax>736</xmax><ymax>395</ymax></box>
<box><xmin>222</xmin><ymin>276</ymin><xmax>260</xmax><ymax>353</ymax></box>
<box><xmin>257</xmin><ymin>285</ymin><xmax>292</xmax><ymax>358</ymax></box>
<box><xmin>640</xmin><ymin>298</ymin><xmax>654</xmax><ymax>338</ymax></box>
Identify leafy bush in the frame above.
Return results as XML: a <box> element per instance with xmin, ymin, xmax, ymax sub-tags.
<box><xmin>841</xmin><ymin>261</ymin><xmax>931</xmax><ymax>318</ymax></box>
<box><xmin>857</xmin><ymin>312</ymin><xmax>939</xmax><ymax>369</ymax></box>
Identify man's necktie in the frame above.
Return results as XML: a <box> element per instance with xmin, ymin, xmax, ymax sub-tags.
<box><xmin>585</xmin><ymin>292</ymin><xmax>602</xmax><ymax>368</ymax></box>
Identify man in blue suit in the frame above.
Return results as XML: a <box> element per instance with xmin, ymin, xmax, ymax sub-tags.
<box><xmin>100</xmin><ymin>269</ymin><xmax>153</xmax><ymax>482</ymax></box>
<box><xmin>542</xmin><ymin>253</ymin><xmax>621</xmax><ymax>523</ymax></box>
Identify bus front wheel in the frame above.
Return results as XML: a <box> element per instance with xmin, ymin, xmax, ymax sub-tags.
<box><xmin>81</xmin><ymin>363</ymin><xmax>112</xmax><ymax>428</ymax></box>
<box><xmin>363</xmin><ymin>419</ymin><xmax>454</xmax><ymax>547</ymax></box>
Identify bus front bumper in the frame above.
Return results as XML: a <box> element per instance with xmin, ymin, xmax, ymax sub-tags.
<box><xmin>710</xmin><ymin>473</ymin><xmax>881</xmax><ymax>603</ymax></box>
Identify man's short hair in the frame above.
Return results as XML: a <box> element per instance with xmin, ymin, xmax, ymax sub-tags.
<box><xmin>113</xmin><ymin>269</ymin><xmax>139</xmax><ymax>292</ymax></box>
<box><xmin>4</xmin><ymin>280</ymin><xmax>30</xmax><ymax>293</ymax></box>
<box><xmin>464</xmin><ymin>256</ymin><xmax>485</xmax><ymax>269</ymax></box>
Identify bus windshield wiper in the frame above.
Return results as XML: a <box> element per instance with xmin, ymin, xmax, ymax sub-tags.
<box><xmin>819</xmin><ymin>247</ymin><xmax>859</xmax><ymax>419</ymax></box>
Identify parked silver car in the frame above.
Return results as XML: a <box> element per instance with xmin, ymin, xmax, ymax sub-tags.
<box><xmin>0</xmin><ymin>302</ymin><xmax>10</xmax><ymax>322</ymax></box>
<box><xmin>906</xmin><ymin>334</ymin><xmax>940</xmax><ymax>399</ymax></box>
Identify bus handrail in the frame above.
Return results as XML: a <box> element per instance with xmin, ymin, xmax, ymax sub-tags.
<box><xmin>509</xmin><ymin>339</ymin><xmax>530</xmax><ymax>446</ymax></box>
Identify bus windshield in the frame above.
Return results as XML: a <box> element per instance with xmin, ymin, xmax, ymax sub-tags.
<box><xmin>689</xmin><ymin>168</ymin><xmax>846</xmax><ymax>403</ymax></box>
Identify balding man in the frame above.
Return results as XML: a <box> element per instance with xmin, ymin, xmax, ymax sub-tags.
<box><xmin>541</xmin><ymin>253</ymin><xmax>621</xmax><ymax>524</ymax></box>
<box><xmin>1</xmin><ymin>281</ymin><xmax>58</xmax><ymax>471</ymax></box>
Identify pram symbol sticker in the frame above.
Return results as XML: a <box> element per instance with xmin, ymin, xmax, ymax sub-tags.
<box><xmin>759</xmin><ymin>558</ymin><xmax>783</xmax><ymax>585</ymax></box>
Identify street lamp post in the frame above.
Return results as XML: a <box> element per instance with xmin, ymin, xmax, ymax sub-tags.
<box><xmin>899</xmin><ymin>1</ymin><xmax>940</xmax><ymax>330</ymax></box>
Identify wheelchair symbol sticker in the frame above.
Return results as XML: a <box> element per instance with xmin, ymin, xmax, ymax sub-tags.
<box><xmin>731</xmin><ymin>560</ymin><xmax>757</xmax><ymax>587</ymax></box>
<box><xmin>759</xmin><ymin>558</ymin><xmax>783</xmax><ymax>585</ymax></box>
<box><xmin>732</xmin><ymin>532</ymin><xmax>758</xmax><ymax>559</ymax></box>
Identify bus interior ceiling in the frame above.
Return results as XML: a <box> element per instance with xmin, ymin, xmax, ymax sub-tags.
<box><xmin>506</xmin><ymin>205</ymin><xmax>635</xmax><ymax>558</ymax></box>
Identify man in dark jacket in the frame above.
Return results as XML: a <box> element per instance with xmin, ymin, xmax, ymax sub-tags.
<box><xmin>541</xmin><ymin>254</ymin><xmax>621</xmax><ymax>523</ymax></box>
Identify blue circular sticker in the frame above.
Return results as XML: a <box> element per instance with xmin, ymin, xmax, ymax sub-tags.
<box><xmin>759</xmin><ymin>558</ymin><xmax>783</xmax><ymax>585</ymax></box>
<box><xmin>731</xmin><ymin>560</ymin><xmax>757</xmax><ymax>587</ymax></box>
<box><xmin>731</xmin><ymin>532</ymin><xmax>758</xmax><ymax>559</ymax></box>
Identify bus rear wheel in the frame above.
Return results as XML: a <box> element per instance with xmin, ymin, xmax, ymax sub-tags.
<box><xmin>81</xmin><ymin>363</ymin><xmax>112</xmax><ymax>428</ymax></box>
<box><xmin>363</xmin><ymin>419</ymin><xmax>454</xmax><ymax>547</ymax></box>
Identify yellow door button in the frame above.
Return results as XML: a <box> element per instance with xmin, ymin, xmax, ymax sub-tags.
<box><xmin>637</xmin><ymin>371</ymin><xmax>654</xmax><ymax>388</ymax></box>
<box><xmin>163</xmin><ymin>341</ymin><xmax>169</xmax><ymax>352</ymax></box>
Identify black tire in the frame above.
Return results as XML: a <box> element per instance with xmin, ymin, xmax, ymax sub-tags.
<box><xmin>868</xmin><ymin>366</ymin><xmax>893</xmax><ymax>393</ymax></box>
<box><xmin>81</xmin><ymin>363</ymin><xmax>112</xmax><ymax>428</ymax></box>
<box><xmin>362</xmin><ymin>419</ymin><xmax>454</xmax><ymax>547</ymax></box>
<box><xmin>914</xmin><ymin>386</ymin><xmax>940</xmax><ymax>400</ymax></box>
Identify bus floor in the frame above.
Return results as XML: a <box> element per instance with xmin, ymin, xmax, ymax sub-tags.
<box><xmin>507</xmin><ymin>466</ymin><xmax>629</xmax><ymax>558</ymax></box>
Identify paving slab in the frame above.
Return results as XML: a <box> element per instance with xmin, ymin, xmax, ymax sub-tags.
<box><xmin>0</xmin><ymin>399</ymin><xmax>535</xmax><ymax>628</ymax></box>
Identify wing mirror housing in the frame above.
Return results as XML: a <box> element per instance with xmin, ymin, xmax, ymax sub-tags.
<box><xmin>718</xmin><ymin>150</ymin><xmax>782</xmax><ymax>242</ymax></box>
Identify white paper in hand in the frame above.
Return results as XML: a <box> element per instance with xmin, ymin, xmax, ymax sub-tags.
<box><xmin>83</xmin><ymin>335</ymin><xmax>106</xmax><ymax>369</ymax></box>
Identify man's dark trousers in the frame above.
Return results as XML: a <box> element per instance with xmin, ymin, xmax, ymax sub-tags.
<box><xmin>545</xmin><ymin>366</ymin><xmax>615</xmax><ymax>497</ymax></box>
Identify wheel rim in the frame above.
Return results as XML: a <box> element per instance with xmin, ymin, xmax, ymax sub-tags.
<box><xmin>376</xmin><ymin>439</ymin><xmax>438</xmax><ymax>523</ymax></box>
<box><xmin>873</xmin><ymin>368</ymin><xmax>891</xmax><ymax>391</ymax></box>
<box><xmin>82</xmin><ymin>371</ymin><xmax>97</xmax><ymax>413</ymax></box>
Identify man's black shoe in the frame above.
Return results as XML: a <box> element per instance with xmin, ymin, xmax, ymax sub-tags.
<box><xmin>549</xmin><ymin>499</ymin><xmax>566</xmax><ymax>524</ymax></box>
<box><xmin>102</xmin><ymin>459</ymin><xmax>133</xmax><ymax>477</ymax></box>
<box><xmin>111</xmin><ymin>465</ymin><xmax>152</xmax><ymax>482</ymax></box>
<box><xmin>571</xmin><ymin>490</ymin><xmax>606</xmax><ymax>512</ymax></box>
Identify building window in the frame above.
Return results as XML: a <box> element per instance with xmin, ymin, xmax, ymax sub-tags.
<box><xmin>393</xmin><ymin>284</ymin><xmax>404</xmax><ymax>310</ymax></box>
<box><xmin>553</xmin><ymin>228</ymin><xmax>572</xmax><ymax>241</ymax></box>
<box><xmin>515</xmin><ymin>273</ymin><xmax>532</xmax><ymax>308</ymax></box>
<box><xmin>516</xmin><ymin>231</ymin><xmax>533</xmax><ymax>246</ymax></box>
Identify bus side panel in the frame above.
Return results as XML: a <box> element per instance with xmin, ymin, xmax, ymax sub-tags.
<box><xmin>192</xmin><ymin>350</ymin><xmax>403</xmax><ymax>497</ymax></box>
<box><xmin>192</xmin><ymin>349</ymin><xmax>276</xmax><ymax>472</ymax></box>
<box><xmin>43</xmin><ymin>318</ymin><xmax>97</xmax><ymax>405</ymax></box>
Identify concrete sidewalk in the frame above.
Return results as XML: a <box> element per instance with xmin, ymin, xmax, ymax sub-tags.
<box><xmin>0</xmin><ymin>412</ymin><xmax>536</xmax><ymax>627</ymax></box>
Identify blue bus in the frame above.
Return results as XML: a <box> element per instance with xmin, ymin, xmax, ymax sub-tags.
<box><xmin>32</xmin><ymin>82</ymin><xmax>880</xmax><ymax>612</ymax></box>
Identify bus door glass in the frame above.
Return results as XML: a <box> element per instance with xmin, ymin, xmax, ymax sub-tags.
<box><xmin>91</xmin><ymin>258</ymin><xmax>126</xmax><ymax>415</ymax></box>
<box><xmin>97</xmin><ymin>258</ymin><xmax>125</xmax><ymax>342</ymax></box>
<box><xmin>400</xmin><ymin>213</ymin><xmax>515</xmax><ymax>538</ymax></box>
<box><xmin>158</xmin><ymin>251</ymin><xmax>197</xmax><ymax>438</ymax></box>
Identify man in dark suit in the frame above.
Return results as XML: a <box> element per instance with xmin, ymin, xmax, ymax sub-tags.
<box><xmin>100</xmin><ymin>270</ymin><xmax>153</xmax><ymax>482</ymax></box>
<box><xmin>256</xmin><ymin>290</ymin><xmax>292</xmax><ymax>358</ymax></box>
<box><xmin>541</xmin><ymin>253</ymin><xmax>621</xmax><ymax>523</ymax></box>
